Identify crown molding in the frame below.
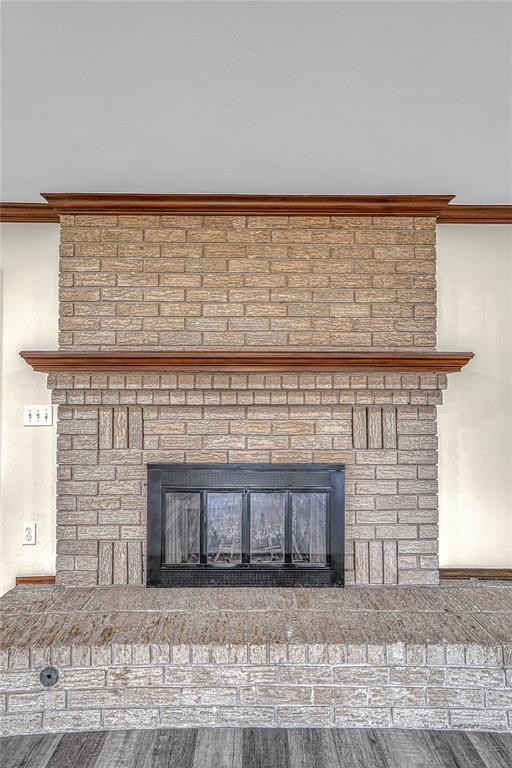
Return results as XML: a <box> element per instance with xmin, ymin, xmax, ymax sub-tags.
<box><xmin>20</xmin><ymin>350</ymin><xmax>474</xmax><ymax>374</ymax></box>
<box><xmin>438</xmin><ymin>205</ymin><xmax>512</xmax><ymax>224</ymax></box>
<box><xmin>0</xmin><ymin>202</ymin><xmax>58</xmax><ymax>223</ymax></box>
<box><xmin>41</xmin><ymin>193</ymin><xmax>456</xmax><ymax>218</ymax></box>
<box><xmin>3</xmin><ymin>197</ymin><xmax>510</xmax><ymax>223</ymax></box>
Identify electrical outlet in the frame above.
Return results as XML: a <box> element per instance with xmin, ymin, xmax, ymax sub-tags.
<box><xmin>24</xmin><ymin>405</ymin><xmax>53</xmax><ymax>427</ymax></box>
<box><xmin>22</xmin><ymin>522</ymin><xmax>36</xmax><ymax>545</ymax></box>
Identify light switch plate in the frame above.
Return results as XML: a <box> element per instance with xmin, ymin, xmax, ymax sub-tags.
<box><xmin>22</xmin><ymin>522</ymin><xmax>36</xmax><ymax>545</ymax></box>
<box><xmin>24</xmin><ymin>405</ymin><xmax>53</xmax><ymax>427</ymax></box>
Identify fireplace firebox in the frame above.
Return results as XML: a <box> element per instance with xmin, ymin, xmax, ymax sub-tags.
<box><xmin>147</xmin><ymin>464</ymin><xmax>345</xmax><ymax>587</ymax></box>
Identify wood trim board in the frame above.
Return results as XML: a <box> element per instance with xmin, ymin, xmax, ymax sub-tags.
<box><xmin>0</xmin><ymin>203</ymin><xmax>59</xmax><ymax>223</ymax></box>
<box><xmin>1</xmin><ymin>197</ymin><xmax>511</xmax><ymax>223</ymax></box>
<box><xmin>438</xmin><ymin>206</ymin><xmax>512</xmax><ymax>224</ymax></box>
<box><xmin>440</xmin><ymin>568</ymin><xmax>512</xmax><ymax>581</ymax></box>
<box><xmin>2</xmin><ymin>197</ymin><xmax>510</xmax><ymax>223</ymax></box>
<box><xmin>20</xmin><ymin>350</ymin><xmax>474</xmax><ymax>374</ymax></box>
<box><xmin>41</xmin><ymin>193</ymin><xmax>456</xmax><ymax>217</ymax></box>
<box><xmin>15</xmin><ymin>575</ymin><xmax>56</xmax><ymax>586</ymax></box>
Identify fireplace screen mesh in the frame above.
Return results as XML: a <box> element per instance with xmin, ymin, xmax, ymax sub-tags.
<box><xmin>163</xmin><ymin>492</ymin><xmax>200</xmax><ymax>565</ymax></box>
<box><xmin>250</xmin><ymin>492</ymin><xmax>286</xmax><ymax>563</ymax></box>
<box><xmin>291</xmin><ymin>492</ymin><xmax>328</xmax><ymax>564</ymax></box>
<box><xmin>206</xmin><ymin>493</ymin><xmax>243</xmax><ymax>564</ymax></box>
<box><xmin>148</xmin><ymin>463</ymin><xmax>344</xmax><ymax>587</ymax></box>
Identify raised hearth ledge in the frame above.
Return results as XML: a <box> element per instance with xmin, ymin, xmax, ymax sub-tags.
<box><xmin>20</xmin><ymin>350</ymin><xmax>474</xmax><ymax>374</ymax></box>
<box><xmin>1</xmin><ymin>584</ymin><xmax>511</xmax><ymax>735</ymax></box>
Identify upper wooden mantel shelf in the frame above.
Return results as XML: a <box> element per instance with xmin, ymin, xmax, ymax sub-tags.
<box><xmin>20</xmin><ymin>351</ymin><xmax>474</xmax><ymax>374</ymax></box>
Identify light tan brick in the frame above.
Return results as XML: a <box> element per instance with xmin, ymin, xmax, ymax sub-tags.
<box><xmin>61</xmin><ymin>227</ymin><xmax>101</xmax><ymax>242</ymax></box>
<box><xmin>144</xmin><ymin>228</ymin><xmax>186</xmax><ymax>242</ymax></box>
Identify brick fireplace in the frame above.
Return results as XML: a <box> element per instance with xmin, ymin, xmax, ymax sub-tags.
<box><xmin>10</xmin><ymin>196</ymin><xmax>511</xmax><ymax>739</ymax></box>
<box><xmin>36</xmin><ymin>199</ymin><xmax>460</xmax><ymax>589</ymax></box>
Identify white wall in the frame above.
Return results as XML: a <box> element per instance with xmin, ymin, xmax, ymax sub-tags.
<box><xmin>437</xmin><ymin>225</ymin><xmax>512</xmax><ymax>568</ymax></box>
<box><xmin>0</xmin><ymin>224</ymin><xmax>59</xmax><ymax>595</ymax></box>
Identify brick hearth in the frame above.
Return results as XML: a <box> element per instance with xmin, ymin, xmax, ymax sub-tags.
<box><xmin>1</xmin><ymin>583</ymin><xmax>511</xmax><ymax>735</ymax></box>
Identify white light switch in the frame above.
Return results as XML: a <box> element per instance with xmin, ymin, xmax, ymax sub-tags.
<box><xmin>22</xmin><ymin>522</ymin><xmax>36</xmax><ymax>545</ymax></box>
<box><xmin>24</xmin><ymin>405</ymin><xmax>53</xmax><ymax>427</ymax></box>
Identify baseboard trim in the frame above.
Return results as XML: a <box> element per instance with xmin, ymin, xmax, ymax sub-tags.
<box><xmin>440</xmin><ymin>568</ymin><xmax>512</xmax><ymax>581</ymax></box>
<box><xmin>15</xmin><ymin>575</ymin><xmax>56</xmax><ymax>586</ymax></box>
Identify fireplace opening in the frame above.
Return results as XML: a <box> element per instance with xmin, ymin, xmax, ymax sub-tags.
<box><xmin>147</xmin><ymin>464</ymin><xmax>345</xmax><ymax>587</ymax></box>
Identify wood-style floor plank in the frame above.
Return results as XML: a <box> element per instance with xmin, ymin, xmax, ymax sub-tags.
<box><xmin>421</xmin><ymin>730</ymin><xmax>488</xmax><ymax>768</ymax></box>
<box><xmin>192</xmin><ymin>728</ymin><xmax>242</xmax><ymax>768</ymax></box>
<box><xmin>73</xmin><ymin>730</ymin><xmax>107</xmax><ymax>768</ymax></box>
<box><xmin>0</xmin><ymin>736</ymin><xmax>29</xmax><ymax>768</ymax></box>
<box><xmin>95</xmin><ymin>729</ymin><xmax>156</xmax><ymax>768</ymax></box>
<box><xmin>468</xmin><ymin>732</ymin><xmax>512</xmax><ymax>768</ymax></box>
<box><xmin>331</xmin><ymin>729</ymin><xmax>388</xmax><ymax>768</ymax></box>
<box><xmin>45</xmin><ymin>731</ymin><xmax>106</xmax><ymax>768</ymax></box>
<box><xmin>287</xmin><ymin>728</ymin><xmax>341</xmax><ymax>768</ymax></box>
<box><xmin>1</xmin><ymin>733</ymin><xmax>61</xmax><ymax>768</ymax></box>
<box><xmin>373</xmin><ymin>728</ymin><xmax>448</xmax><ymax>768</ymax></box>
<box><xmin>145</xmin><ymin>728</ymin><xmax>197</xmax><ymax>768</ymax></box>
<box><xmin>2</xmin><ymin>728</ymin><xmax>512</xmax><ymax>768</ymax></box>
<box><xmin>242</xmin><ymin>728</ymin><xmax>290</xmax><ymax>768</ymax></box>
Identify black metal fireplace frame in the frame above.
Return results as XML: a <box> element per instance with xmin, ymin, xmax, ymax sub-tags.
<box><xmin>147</xmin><ymin>463</ymin><xmax>345</xmax><ymax>587</ymax></box>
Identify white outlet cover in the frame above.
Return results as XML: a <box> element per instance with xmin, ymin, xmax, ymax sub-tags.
<box><xmin>22</xmin><ymin>522</ymin><xmax>36</xmax><ymax>545</ymax></box>
<box><xmin>24</xmin><ymin>405</ymin><xmax>53</xmax><ymax>427</ymax></box>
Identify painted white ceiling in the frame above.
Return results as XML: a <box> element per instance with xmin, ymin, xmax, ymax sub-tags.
<box><xmin>1</xmin><ymin>1</ymin><xmax>511</xmax><ymax>203</ymax></box>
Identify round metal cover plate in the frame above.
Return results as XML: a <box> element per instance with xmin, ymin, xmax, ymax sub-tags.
<box><xmin>39</xmin><ymin>666</ymin><xmax>59</xmax><ymax>687</ymax></box>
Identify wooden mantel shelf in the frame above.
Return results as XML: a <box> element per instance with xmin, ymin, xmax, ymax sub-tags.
<box><xmin>20</xmin><ymin>351</ymin><xmax>474</xmax><ymax>374</ymax></box>
<box><xmin>42</xmin><ymin>193</ymin><xmax>455</xmax><ymax>217</ymax></box>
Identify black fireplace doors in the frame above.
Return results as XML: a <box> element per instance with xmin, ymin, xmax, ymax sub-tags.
<box><xmin>147</xmin><ymin>464</ymin><xmax>344</xmax><ymax>587</ymax></box>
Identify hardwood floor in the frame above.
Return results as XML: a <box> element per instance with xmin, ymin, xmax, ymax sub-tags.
<box><xmin>1</xmin><ymin>728</ymin><xmax>511</xmax><ymax>768</ymax></box>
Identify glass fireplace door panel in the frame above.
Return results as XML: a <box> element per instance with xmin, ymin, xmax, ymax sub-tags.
<box><xmin>250</xmin><ymin>492</ymin><xmax>286</xmax><ymax>563</ymax></box>
<box><xmin>291</xmin><ymin>492</ymin><xmax>328</xmax><ymax>564</ymax></box>
<box><xmin>206</xmin><ymin>492</ymin><xmax>243</xmax><ymax>564</ymax></box>
<box><xmin>163</xmin><ymin>491</ymin><xmax>200</xmax><ymax>564</ymax></box>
